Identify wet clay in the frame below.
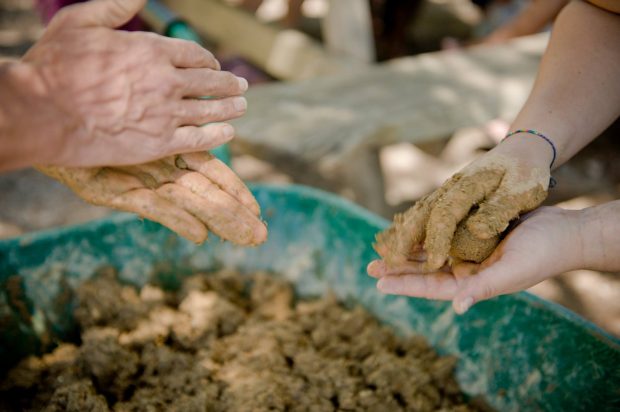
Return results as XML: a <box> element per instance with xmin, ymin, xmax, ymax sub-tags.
<box><xmin>376</xmin><ymin>156</ymin><xmax>549</xmax><ymax>267</ymax></box>
<box><xmin>0</xmin><ymin>270</ymin><xmax>482</xmax><ymax>412</ymax></box>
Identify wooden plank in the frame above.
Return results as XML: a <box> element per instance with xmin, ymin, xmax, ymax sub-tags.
<box><xmin>232</xmin><ymin>33</ymin><xmax>549</xmax><ymax>166</ymax></box>
<box><xmin>323</xmin><ymin>0</ymin><xmax>375</xmax><ymax>63</ymax></box>
<box><xmin>161</xmin><ymin>0</ymin><xmax>355</xmax><ymax>80</ymax></box>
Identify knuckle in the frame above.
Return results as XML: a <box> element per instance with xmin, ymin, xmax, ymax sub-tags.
<box><xmin>52</xmin><ymin>7</ymin><xmax>75</xmax><ymax>25</ymax></box>
<box><xmin>181</xmin><ymin>41</ymin><xmax>208</xmax><ymax>63</ymax></box>
<box><xmin>205</xmin><ymin>50</ymin><xmax>219</xmax><ymax>67</ymax></box>
<box><xmin>167</xmin><ymin>71</ymin><xmax>185</xmax><ymax>95</ymax></box>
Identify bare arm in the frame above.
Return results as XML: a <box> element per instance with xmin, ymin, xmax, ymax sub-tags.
<box><xmin>505</xmin><ymin>0</ymin><xmax>620</xmax><ymax>167</ymax></box>
<box><xmin>481</xmin><ymin>0</ymin><xmax>568</xmax><ymax>44</ymax></box>
<box><xmin>369</xmin><ymin>0</ymin><xmax>620</xmax><ymax>312</ymax></box>
<box><xmin>580</xmin><ymin>200</ymin><xmax>620</xmax><ymax>272</ymax></box>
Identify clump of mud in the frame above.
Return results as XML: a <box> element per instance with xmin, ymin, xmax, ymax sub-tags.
<box><xmin>0</xmin><ymin>269</ymin><xmax>482</xmax><ymax>411</ymax></box>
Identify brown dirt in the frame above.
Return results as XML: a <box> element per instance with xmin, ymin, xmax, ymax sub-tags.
<box><xmin>376</xmin><ymin>157</ymin><xmax>550</xmax><ymax>266</ymax></box>
<box><xmin>450</xmin><ymin>221</ymin><xmax>499</xmax><ymax>263</ymax></box>
<box><xmin>0</xmin><ymin>269</ymin><xmax>482</xmax><ymax>412</ymax></box>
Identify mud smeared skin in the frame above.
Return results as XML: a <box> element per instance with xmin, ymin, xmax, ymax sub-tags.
<box><xmin>37</xmin><ymin>152</ymin><xmax>268</xmax><ymax>247</ymax></box>
<box><xmin>375</xmin><ymin>176</ymin><xmax>461</xmax><ymax>266</ymax></box>
<box><xmin>450</xmin><ymin>223</ymin><xmax>500</xmax><ymax>263</ymax></box>
<box><xmin>375</xmin><ymin>155</ymin><xmax>549</xmax><ymax>268</ymax></box>
<box><xmin>0</xmin><ymin>270</ymin><xmax>482</xmax><ymax>412</ymax></box>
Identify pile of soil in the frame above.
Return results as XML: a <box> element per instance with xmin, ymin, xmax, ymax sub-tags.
<box><xmin>0</xmin><ymin>269</ymin><xmax>481</xmax><ymax>411</ymax></box>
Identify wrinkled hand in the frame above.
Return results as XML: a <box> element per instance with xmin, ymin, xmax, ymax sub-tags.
<box><xmin>369</xmin><ymin>207</ymin><xmax>582</xmax><ymax>314</ymax></box>
<box><xmin>22</xmin><ymin>0</ymin><xmax>248</xmax><ymax>167</ymax></box>
<box><xmin>375</xmin><ymin>150</ymin><xmax>550</xmax><ymax>270</ymax></box>
<box><xmin>38</xmin><ymin>152</ymin><xmax>267</xmax><ymax>246</ymax></box>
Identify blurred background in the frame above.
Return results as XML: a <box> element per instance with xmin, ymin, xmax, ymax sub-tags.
<box><xmin>1</xmin><ymin>0</ymin><xmax>619</xmax><ymax>335</ymax></box>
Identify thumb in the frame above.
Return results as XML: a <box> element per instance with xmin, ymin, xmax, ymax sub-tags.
<box><xmin>52</xmin><ymin>0</ymin><xmax>146</xmax><ymax>29</ymax></box>
<box><xmin>451</xmin><ymin>258</ymin><xmax>519</xmax><ymax>314</ymax></box>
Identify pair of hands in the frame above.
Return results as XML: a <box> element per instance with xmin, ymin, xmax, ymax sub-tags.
<box><xmin>21</xmin><ymin>0</ymin><xmax>266</xmax><ymax>245</ymax></box>
<box><xmin>369</xmin><ymin>139</ymin><xmax>583</xmax><ymax>313</ymax></box>
<box><xmin>369</xmin><ymin>205</ymin><xmax>582</xmax><ymax>314</ymax></box>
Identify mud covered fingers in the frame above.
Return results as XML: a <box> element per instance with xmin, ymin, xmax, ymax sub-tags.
<box><xmin>374</xmin><ymin>155</ymin><xmax>551</xmax><ymax>269</ymax></box>
<box><xmin>180</xmin><ymin>152</ymin><xmax>261</xmax><ymax>216</ymax></box>
<box><xmin>374</xmin><ymin>175</ymin><xmax>461</xmax><ymax>266</ymax></box>
<box><xmin>465</xmin><ymin>167</ymin><xmax>550</xmax><ymax>239</ymax></box>
<box><xmin>110</xmin><ymin>187</ymin><xmax>208</xmax><ymax>243</ymax></box>
<box><xmin>117</xmin><ymin>155</ymin><xmax>266</xmax><ymax>245</ymax></box>
<box><xmin>160</xmin><ymin>173</ymin><xmax>266</xmax><ymax>246</ymax></box>
<box><xmin>423</xmin><ymin>169</ymin><xmax>503</xmax><ymax>269</ymax></box>
<box><xmin>37</xmin><ymin>154</ymin><xmax>267</xmax><ymax>247</ymax></box>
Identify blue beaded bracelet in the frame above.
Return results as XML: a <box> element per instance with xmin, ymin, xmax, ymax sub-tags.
<box><xmin>503</xmin><ymin>129</ymin><xmax>557</xmax><ymax>188</ymax></box>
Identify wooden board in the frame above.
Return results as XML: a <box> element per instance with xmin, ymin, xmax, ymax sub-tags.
<box><xmin>323</xmin><ymin>0</ymin><xmax>375</xmax><ymax>63</ymax></box>
<box><xmin>233</xmin><ymin>33</ymin><xmax>548</xmax><ymax>166</ymax></box>
<box><xmin>161</xmin><ymin>0</ymin><xmax>355</xmax><ymax>80</ymax></box>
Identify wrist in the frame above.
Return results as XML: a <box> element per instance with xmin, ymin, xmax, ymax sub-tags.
<box><xmin>577</xmin><ymin>201</ymin><xmax>620</xmax><ymax>272</ymax></box>
<box><xmin>0</xmin><ymin>61</ymin><xmax>67</xmax><ymax>169</ymax></box>
<box><xmin>494</xmin><ymin>132</ymin><xmax>555</xmax><ymax>169</ymax></box>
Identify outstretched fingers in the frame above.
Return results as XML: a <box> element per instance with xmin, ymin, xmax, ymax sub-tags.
<box><xmin>180</xmin><ymin>152</ymin><xmax>261</xmax><ymax>216</ymax></box>
<box><xmin>171</xmin><ymin>172</ymin><xmax>267</xmax><ymax>246</ymax></box>
<box><xmin>109</xmin><ymin>187</ymin><xmax>208</xmax><ymax>243</ymax></box>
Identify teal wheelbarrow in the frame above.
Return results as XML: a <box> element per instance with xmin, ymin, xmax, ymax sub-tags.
<box><xmin>0</xmin><ymin>184</ymin><xmax>618</xmax><ymax>411</ymax></box>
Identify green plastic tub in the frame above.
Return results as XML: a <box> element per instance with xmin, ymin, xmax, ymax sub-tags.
<box><xmin>1</xmin><ymin>184</ymin><xmax>618</xmax><ymax>411</ymax></box>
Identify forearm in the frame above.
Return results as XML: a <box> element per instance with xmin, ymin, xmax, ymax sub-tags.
<box><xmin>484</xmin><ymin>0</ymin><xmax>568</xmax><ymax>43</ymax></box>
<box><xmin>578</xmin><ymin>200</ymin><xmax>620</xmax><ymax>272</ymax></box>
<box><xmin>505</xmin><ymin>1</ymin><xmax>620</xmax><ymax>168</ymax></box>
<box><xmin>0</xmin><ymin>62</ymin><xmax>65</xmax><ymax>171</ymax></box>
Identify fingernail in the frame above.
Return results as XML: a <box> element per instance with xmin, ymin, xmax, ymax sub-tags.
<box><xmin>233</xmin><ymin>97</ymin><xmax>247</xmax><ymax>112</ymax></box>
<box><xmin>367</xmin><ymin>260</ymin><xmax>379</xmax><ymax>275</ymax></box>
<box><xmin>456</xmin><ymin>297</ymin><xmax>474</xmax><ymax>314</ymax></box>
<box><xmin>237</xmin><ymin>77</ymin><xmax>248</xmax><ymax>92</ymax></box>
<box><xmin>377</xmin><ymin>278</ymin><xmax>395</xmax><ymax>294</ymax></box>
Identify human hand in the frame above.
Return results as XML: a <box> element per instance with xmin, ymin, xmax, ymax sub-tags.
<box><xmin>38</xmin><ymin>152</ymin><xmax>267</xmax><ymax>246</ymax></box>
<box><xmin>21</xmin><ymin>0</ymin><xmax>248</xmax><ymax>167</ymax></box>
<box><xmin>374</xmin><ymin>140</ymin><xmax>553</xmax><ymax>270</ymax></box>
<box><xmin>368</xmin><ymin>206</ymin><xmax>583</xmax><ymax>314</ymax></box>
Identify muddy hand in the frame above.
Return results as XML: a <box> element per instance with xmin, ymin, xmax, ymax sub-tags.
<box><xmin>375</xmin><ymin>153</ymin><xmax>550</xmax><ymax>270</ymax></box>
<box><xmin>369</xmin><ymin>207</ymin><xmax>586</xmax><ymax>314</ymax></box>
<box><xmin>38</xmin><ymin>152</ymin><xmax>267</xmax><ymax>246</ymax></box>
